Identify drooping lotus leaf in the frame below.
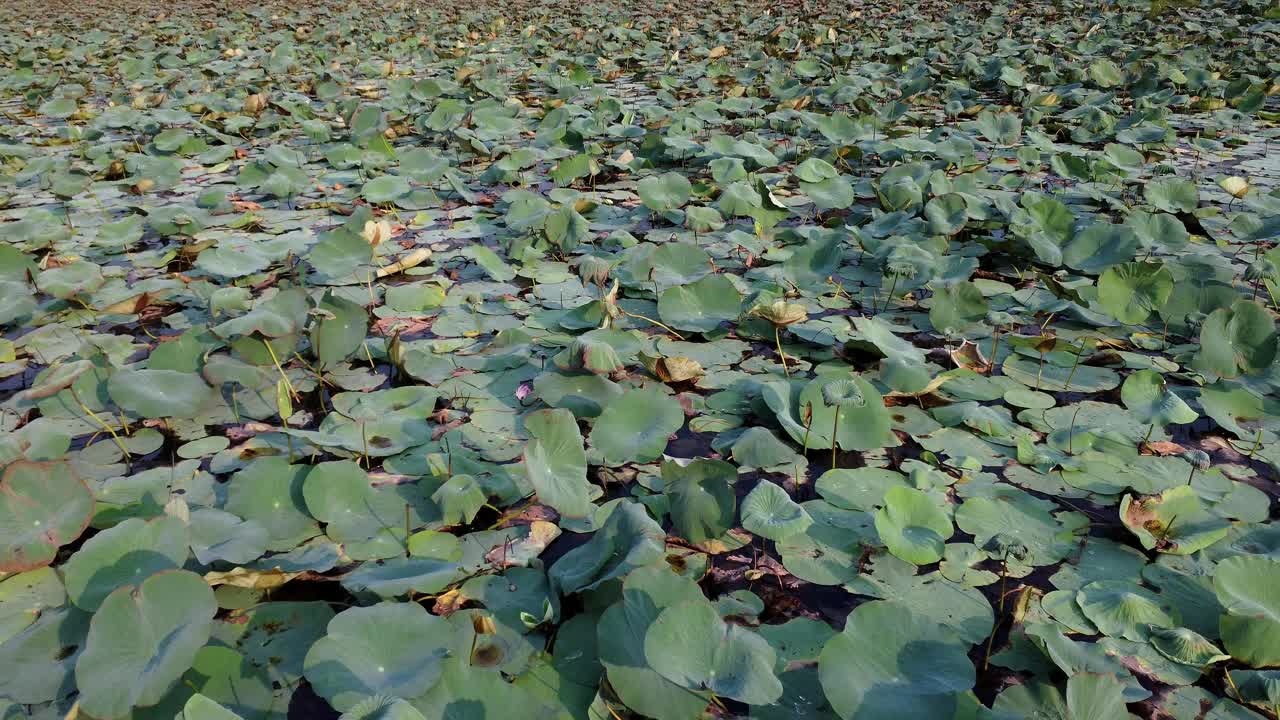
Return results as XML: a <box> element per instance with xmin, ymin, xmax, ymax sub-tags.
<box><xmin>741</xmin><ymin>480</ymin><xmax>812</xmax><ymax>541</ymax></box>
<box><xmin>108</xmin><ymin>369</ymin><xmax>218</xmax><ymax>418</ymax></box>
<box><xmin>303</xmin><ymin>602</ymin><xmax>451</xmax><ymax>711</ymax></box>
<box><xmin>549</xmin><ymin>502</ymin><xmax>665</xmax><ymax>595</ymax></box>
<box><xmin>644</xmin><ymin>599</ymin><xmax>782</xmax><ymax>705</ymax></box>
<box><xmin>1213</xmin><ymin>556</ymin><xmax>1280</xmax><ymax>667</ymax></box>
<box><xmin>874</xmin><ymin>486</ymin><xmax>953</xmax><ymax>565</ymax></box>
<box><xmin>1075</xmin><ymin>580</ymin><xmax>1179</xmax><ymax>641</ymax></box>
<box><xmin>589</xmin><ymin>388</ymin><xmax>684</xmax><ymax>464</ymax></box>
<box><xmin>74</xmin><ymin>570</ymin><xmax>217</xmax><ymax>719</ymax></box>
<box><xmin>1192</xmin><ymin>300</ymin><xmax>1278</xmax><ymax>379</ymax></box>
<box><xmin>188</xmin><ymin>509</ymin><xmax>269</xmax><ymax>565</ymax></box>
<box><xmin>929</xmin><ymin>281</ymin><xmax>987</xmax><ymax>334</ymax></box>
<box><xmin>523</xmin><ymin>408</ymin><xmax>592</xmax><ymax>519</ymax></box>
<box><xmin>1120</xmin><ymin>486</ymin><xmax>1230</xmax><ymax>555</ymax></box>
<box><xmin>598</xmin><ymin>565</ymin><xmax>711</xmax><ymax>720</ymax></box>
<box><xmin>819</xmin><ymin>600</ymin><xmax>975</xmax><ymax>720</ymax></box>
<box><xmin>662</xmin><ymin>458</ymin><xmax>736</xmax><ymax>545</ymax></box>
<box><xmin>311</xmin><ymin>290</ymin><xmax>368</xmax><ymax>368</ymax></box>
<box><xmin>0</xmin><ymin>460</ymin><xmax>94</xmax><ymax>572</ymax></box>
<box><xmin>1121</xmin><ymin>370</ymin><xmax>1198</xmax><ymax>427</ymax></box>
<box><xmin>1148</xmin><ymin>626</ymin><xmax>1230</xmax><ymax>667</ymax></box>
<box><xmin>63</xmin><ymin>515</ymin><xmax>189</xmax><ymax>611</ymax></box>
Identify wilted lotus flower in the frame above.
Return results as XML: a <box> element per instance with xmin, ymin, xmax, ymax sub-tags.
<box><xmin>362</xmin><ymin>219</ymin><xmax>393</xmax><ymax>247</ymax></box>
<box><xmin>1218</xmin><ymin>175</ymin><xmax>1249</xmax><ymax>200</ymax></box>
<box><xmin>751</xmin><ymin>299</ymin><xmax>808</xmax><ymax>327</ymax></box>
<box><xmin>243</xmin><ymin>92</ymin><xmax>268</xmax><ymax>114</ymax></box>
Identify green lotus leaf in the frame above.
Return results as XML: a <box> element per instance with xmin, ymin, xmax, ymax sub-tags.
<box><xmin>1149</xmin><ymin>626</ymin><xmax>1230</xmax><ymax>666</ymax></box>
<box><xmin>303</xmin><ymin>602</ymin><xmax>451</xmax><ymax>711</ymax></box>
<box><xmin>638</xmin><ymin>172</ymin><xmax>692</xmax><ymax>213</ymax></box>
<box><xmin>1192</xmin><ymin>300</ymin><xmax>1278</xmax><ymax>379</ymax></box>
<box><xmin>644</xmin><ymin>599</ymin><xmax>782</xmax><ymax>705</ymax></box>
<box><xmin>0</xmin><ymin>606</ymin><xmax>90</xmax><ymax>703</ymax></box>
<box><xmin>1121</xmin><ymin>486</ymin><xmax>1230</xmax><ymax>556</ymax></box>
<box><xmin>657</xmin><ymin>273</ymin><xmax>741</xmax><ymax>332</ymax></box>
<box><xmin>874</xmin><ymin>486</ymin><xmax>953</xmax><ymax>565</ymax></box>
<box><xmin>589</xmin><ymin>388</ymin><xmax>684</xmax><ymax>464</ymax></box>
<box><xmin>340</xmin><ymin>695</ymin><xmax>427</xmax><ymax>720</ymax></box>
<box><xmin>1076</xmin><ymin>580</ymin><xmax>1180</xmax><ymax>641</ymax></box>
<box><xmin>1145</xmin><ymin>177</ymin><xmax>1199</xmax><ymax>213</ymax></box>
<box><xmin>820</xmin><ymin>600</ymin><xmax>975</xmax><ymax>720</ymax></box>
<box><xmin>549</xmin><ymin>502</ymin><xmax>665</xmax><ymax>595</ymax></box>
<box><xmin>1213</xmin><ymin>556</ymin><xmax>1280</xmax><ymax>667</ymax></box>
<box><xmin>303</xmin><ymin>460</ymin><xmax>437</xmax><ymax>560</ymax></box>
<box><xmin>0</xmin><ymin>460</ymin><xmax>94</xmax><ymax>573</ymax></box>
<box><xmin>598</xmin><ymin>566</ymin><xmax>711</xmax><ymax>720</ymax></box>
<box><xmin>924</xmin><ymin>194</ymin><xmax>968</xmax><ymax>236</ymax></box>
<box><xmin>177</xmin><ymin>694</ymin><xmax>246</xmax><ymax>720</ymax></box>
<box><xmin>63</xmin><ymin>515</ymin><xmax>189</xmax><ymax>611</ymax></box>
<box><xmin>108</xmin><ymin>369</ymin><xmax>218</xmax><ymax>418</ymax></box>
<box><xmin>929</xmin><ymin>281</ymin><xmax>988</xmax><ymax>334</ymax></box>
<box><xmin>662</xmin><ymin>458</ymin><xmax>736</xmax><ymax>545</ymax></box>
<box><xmin>1121</xmin><ymin>370</ymin><xmax>1198</xmax><ymax>427</ymax></box>
<box><xmin>1098</xmin><ymin>262</ymin><xmax>1174</xmax><ymax>325</ymax></box>
<box><xmin>741</xmin><ymin>480</ymin><xmax>812</xmax><ymax>541</ymax></box>
<box><xmin>524</xmin><ymin>408</ymin><xmax>592</xmax><ymax>519</ymax></box>
<box><xmin>74</xmin><ymin>570</ymin><xmax>217</xmax><ymax>719</ymax></box>
<box><xmin>311</xmin><ymin>290</ymin><xmax>368</xmax><ymax>368</ymax></box>
<box><xmin>224</xmin><ymin>458</ymin><xmax>320</xmax><ymax>552</ymax></box>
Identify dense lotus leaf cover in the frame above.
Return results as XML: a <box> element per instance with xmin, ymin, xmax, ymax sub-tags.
<box><xmin>0</xmin><ymin>0</ymin><xmax>1278</xmax><ymax>717</ymax></box>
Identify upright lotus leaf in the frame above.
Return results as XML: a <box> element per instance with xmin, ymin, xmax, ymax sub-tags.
<box><xmin>1015</xmin><ymin>194</ymin><xmax>1075</xmax><ymax>266</ymax></box>
<box><xmin>1120</xmin><ymin>486</ymin><xmax>1230</xmax><ymax>555</ymax></box>
<box><xmin>311</xmin><ymin>290</ymin><xmax>368</xmax><ymax>368</ymax></box>
<box><xmin>524</xmin><ymin>408</ymin><xmax>591</xmax><ymax>519</ymax></box>
<box><xmin>225</xmin><ymin>458</ymin><xmax>319</xmax><ymax>552</ymax></box>
<box><xmin>819</xmin><ymin>601</ymin><xmax>975</xmax><ymax>720</ymax></box>
<box><xmin>0</xmin><ymin>606</ymin><xmax>90</xmax><ymax>703</ymax></box>
<box><xmin>662</xmin><ymin>458</ymin><xmax>736</xmax><ymax>545</ymax></box>
<box><xmin>1064</xmin><ymin>673</ymin><xmax>1130</xmax><ymax>720</ymax></box>
<box><xmin>1213</xmin><ymin>556</ymin><xmax>1280</xmax><ymax>667</ymax></box>
<box><xmin>589</xmin><ymin>388</ymin><xmax>684</xmax><ymax>464</ymax></box>
<box><xmin>644</xmin><ymin>599</ymin><xmax>782</xmax><ymax>705</ymax></box>
<box><xmin>108</xmin><ymin>368</ymin><xmax>218</xmax><ymax>418</ymax></box>
<box><xmin>1192</xmin><ymin>300</ymin><xmax>1278</xmax><ymax>379</ymax></box>
<box><xmin>741</xmin><ymin>480</ymin><xmax>812</xmax><ymax>541</ymax></box>
<box><xmin>549</xmin><ymin>502</ymin><xmax>665</xmax><ymax>595</ymax></box>
<box><xmin>1076</xmin><ymin>580</ymin><xmax>1180</xmax><ymax>641</ymax></box>
<box><xmin>177</xmin><ymin>694</ymin><xmax>245</xmax><ymax>720</ymax></box>
<box><xmin>782</xmin><ymin>231</ymin><xmax>843</xmax><ymax>286</ymax></box>
<box><xmin>874</xmin><ymin>486</ymin><xmax>953</xmax><ymax>565</ymax></box>
<box><xmin>1233</xmin><ymin>671</ymin><xmax>1280</xmax><ymax>712</ymax></box>
<box><xmin>0</xmin><ymin>460</ymin><xmax>94</xmax><ymax>572</ymax></box>
<box><xmin>638</xmin><ymin>172</ymin><xmax>692</xmax><ymax>213</ymax></box>
<box><xmin>1121</xmin><ymin>370</ymin><xmax>1197</xmax><ymax>427</ymax></box>
<box><xmin>74</xmin><ymin>570</ymin><xmax>217</xmax><ymax>719</ymax></box>
<box><xmin>63</xmin><ymin>515</ymin><xmax>189</xmax><ymax>611</ymax></box>
<box><xmin>1098</xmin><ymin>262</ymin><xmax>1174</xmax><ymax>325</ymax></box>
<box><xmin>598</xmin><ymin>566</ymin><xmax>711</xmax><ymax>720</ymax></box>
<box><xmin>929</xmin><ymin>281</ymin><xmax>987</xmax><ymax>334</ymax></box>
<box><xmin>975</xmin><ymin>110</ymin><xmax>1022</xmax><ymax>145</ymax></box>
<box><xmin>303</xmin><ymin>603</ymin><xmax>451</xmax><ymax>711</ymax></box>
<box><xmin>657</xmin><ymin>273</ymin><xmax>741</xmax><ymax>332</ymax></box>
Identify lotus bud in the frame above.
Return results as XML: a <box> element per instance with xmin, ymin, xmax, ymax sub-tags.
<box><xmin>1218</xmin><ymin>175</ymin><xmax>1249</xmax><ymax>199</ymax></box>
<box><xmin>361</xmin><ymin>219</ymin><xmax>393</xmax><ymax>247</ymax></box>
<box><xmin>471</xmin><ymin>614</ymin><xmax>497</xmax><ymax>636</ymax></box>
